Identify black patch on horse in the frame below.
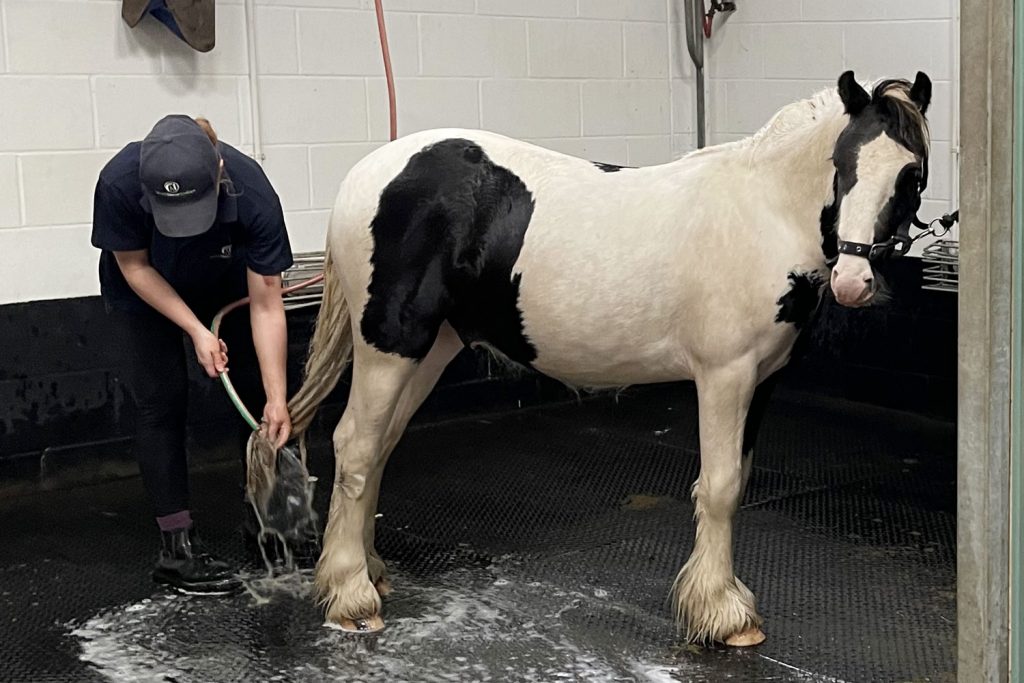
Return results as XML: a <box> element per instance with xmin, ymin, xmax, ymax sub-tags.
<box><xmin>362</xmin><ymin>138</ymin><xmax>538</xmax><ymax>364</ymax></box>
<box><xmin>775</xmin><ymin>271</ymin><xmax>826</xmax><ymax>330</ymax></box>
<box><xmin>593</xmin><ymin>161</ymin><xmax>631</xmax><ymax>173</ymax></box>
<box><xmin>819</xmin><ymin>174</ymin><xmax>839</xmax><ymax>261</ymax></box>
<box><xmin>873</xmin><ymin>162</ymin><xmax>924</xmax><ymax>242</ymax></box>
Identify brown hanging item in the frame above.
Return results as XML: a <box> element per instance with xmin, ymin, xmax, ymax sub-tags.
<box><xmin>122</xmin><ymin>0</ymin><xmax>216</xmax><ymax>53</ymax></box>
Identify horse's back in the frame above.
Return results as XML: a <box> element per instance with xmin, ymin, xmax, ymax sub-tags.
<box><xmin>328</xmin><ymin>128</ymin><xmax>802</xmax><ymax>387</ymax></box>
<box><xmin>334</xmin><ymin>128</ymin><xmax>612</xmax><ymax>208</ymax></box>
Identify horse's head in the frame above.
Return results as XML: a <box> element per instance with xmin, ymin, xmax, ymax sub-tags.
<box><xmin>829</xmin><ymin>70</ymin><xmax>931</xmax><ymax>307</ymax></box>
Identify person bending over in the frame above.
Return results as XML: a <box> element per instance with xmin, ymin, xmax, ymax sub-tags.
<box><xmin>91</xmin><ymin>115</ymin><xmax>293</xmax><ymax>594</ymax></box>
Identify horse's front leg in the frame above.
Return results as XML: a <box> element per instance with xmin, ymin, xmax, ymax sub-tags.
<box><xmin>673</xmin><ymin>360</ymin><xmax>765</xmax><ymax>646</ymax></box>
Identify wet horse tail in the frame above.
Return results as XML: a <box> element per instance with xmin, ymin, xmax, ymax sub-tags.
<box><xmin>244</xmin><ymin>245</ymin><xmax>349</xmax><ymax>542</ymax></box>
<box><xmin>288</xmin><ymin>244</ymin><xmax>353</xmax><ymax>458</ymax></box>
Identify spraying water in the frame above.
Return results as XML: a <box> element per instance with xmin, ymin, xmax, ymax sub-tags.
<box><xmin>245</xmin><ymin>436</ymin><xmax>320</xmax><ymax>577</ymax></box>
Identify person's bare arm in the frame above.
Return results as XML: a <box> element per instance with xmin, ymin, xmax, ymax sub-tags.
<box><xmin>114</xmin><ymin>249</ymin><xmax>227</xmax><ymax>378</ymax></box>
<box><xmin>247</xmin><ymin>269</ymin><xmax>290</xmax><ymax>448</ymax></box>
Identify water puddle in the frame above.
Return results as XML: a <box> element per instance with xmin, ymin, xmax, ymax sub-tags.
<box><xmin>69</xmin><ymin>562</ymin><xmax>704</xmax><ymax>682</ymax></box>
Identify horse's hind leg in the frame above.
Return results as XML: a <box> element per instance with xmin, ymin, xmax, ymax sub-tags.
<box><xmin>363</xmin><ymin>323</ymin><xmax>464</xmax><ymax>595</ymax></box>
<box><xmin>673</xmin><ymin>360</ymin><xmax>765</xmax><ymax>646</ymax></box>
<box><xmin>316</xmin><ymin>342</ymin><xmax>418</xmax><ymax>632</ymax></box>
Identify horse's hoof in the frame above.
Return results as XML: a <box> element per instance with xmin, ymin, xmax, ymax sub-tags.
<box><xmin>374</xmin><ymin>577</ymin><xmax>392</xmax><ymax>597</ymax></box>
<box><xmin>724</xmin><ymin>628</ymin><xmax>766</xmax><ymax>647</ymax></box>
<box><xmin>337</xmin><ymin>615</ymin><xmax>385</xmax><ymax>634</ymax></box>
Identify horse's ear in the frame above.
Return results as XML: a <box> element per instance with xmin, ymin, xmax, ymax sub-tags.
<box><xmin>910</xmin><ymin>71</ymin><xmax>932</xmax><ymax>114</ymax></box>
<box><xmin>837</xmin><ymin>71</ymin><xmax>870</xmax><ymax>116</ymax></box>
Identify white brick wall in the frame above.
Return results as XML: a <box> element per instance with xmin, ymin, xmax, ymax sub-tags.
<box><xmin>0</xmin><ymin>156</ymin><xmax>20</xmax><ymax>228</ymax></box>
<box><xmin>419</xmin><ymin>15</ymin><xmax>527</xmax><ymax>77</ymax></box>
<box><xmin>0</xmin><ymin>0</ymin><xmax>957</xmax><ymax>304</ymax></box>
<box><xmin>527</xmin><ymin>20</ymin><xmax>623</xmax><ymax>78</ymax></box>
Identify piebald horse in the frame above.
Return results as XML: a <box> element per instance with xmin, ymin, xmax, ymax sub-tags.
<box><xmin>286</xmin><ymin>71</ymin><xmax>932</xmax><ymax>646</ymax></box>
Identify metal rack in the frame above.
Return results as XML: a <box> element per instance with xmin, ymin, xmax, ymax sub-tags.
<box><xmin>282</xmin><ymin>251</ymin><xmax>326</xmax><ymax>311</ymax></box>
<box><xmin>920</xmin><ymin>240</ymin><xmax>959</xmax><ymax>293</ymax></box>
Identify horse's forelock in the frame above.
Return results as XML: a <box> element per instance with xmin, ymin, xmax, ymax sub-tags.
<box><xmin>870</xmin><ymin>79</ymin><xmax>930</xmax><ymax>160</ymax></box>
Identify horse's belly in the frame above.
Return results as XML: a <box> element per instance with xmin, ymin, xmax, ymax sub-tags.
<box><xmin>511</xmin><ymin>244</ymin><xmax>802</xmax><ymax>388</ymax></box>
<box><xmin>529</xmin><ymin>339</ymin><xmax>694</xmax><ymax>388</ymax></box>
<box><xmin>513</xmin><ymin>265</ymin><xmax>696</xmax><ymax>388</ymax></box>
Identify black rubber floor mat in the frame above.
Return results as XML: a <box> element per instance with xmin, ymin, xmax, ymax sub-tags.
<box><xmin>0</xmin><ymin>385</ymin><xmax>956</xmax><ymax>682</ymax></box>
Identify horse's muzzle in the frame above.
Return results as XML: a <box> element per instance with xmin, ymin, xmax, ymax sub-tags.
<box><xmin>831</xmin><ymin>270</ymin><xmax>874</xmax><ymax>308</ymax></box>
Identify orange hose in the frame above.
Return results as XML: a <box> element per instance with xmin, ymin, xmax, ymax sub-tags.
<box><xmin>210</xmin><ymin>274</ymin><xmax>325</xmax><ymax>339</ymax></box>
<box><xmin>374</xmin><ymin>0</ymin><xmax>398</xmax><ymax>142</ymax></box>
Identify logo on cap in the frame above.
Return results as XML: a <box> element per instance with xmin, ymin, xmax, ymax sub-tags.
<box><xmin>164</xmin><ymin>181</ymin><xmax>181</xmax><ymax>194</ymax></box>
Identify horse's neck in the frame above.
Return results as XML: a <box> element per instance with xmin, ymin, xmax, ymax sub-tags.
<box><xmin>715</xmin><ymin>95</ymin><xmax>848</xmax><ymax>254</ymax></box>
<box><xmin>759</xmin><ymin>98</ymin><xmax>845</xmax><ymax>196</ymax></box>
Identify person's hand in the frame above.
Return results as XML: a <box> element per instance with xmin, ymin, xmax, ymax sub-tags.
<box><xmin>260</xmin><ymin>400</ymin><xmax>291</xmax><ymax>449</ymax></box>
<box><xmin>192</xmin><ymin>329</ymin><xmax>228</xmax><ymax>378</ymax></box>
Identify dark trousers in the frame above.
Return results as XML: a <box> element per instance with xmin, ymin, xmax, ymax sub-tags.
<box><xmin>110</xmin><ymin>303</ymin><xmax>265</xmax><ymax>517</ymax></box>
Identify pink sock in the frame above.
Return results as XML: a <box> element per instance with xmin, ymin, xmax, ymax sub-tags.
<box><xmin>156</xmin><ymin>510</ymin><xmax>193</xmax><ymax>532</ymax></box>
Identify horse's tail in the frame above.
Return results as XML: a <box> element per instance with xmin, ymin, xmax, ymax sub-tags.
<box><xmin>288</xmin><ymin>244</ymin><xmax>353</xmax><ymax>455</ymax></box>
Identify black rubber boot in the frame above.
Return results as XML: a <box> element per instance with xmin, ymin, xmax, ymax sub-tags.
<box><xmin>152</xmin><ymin>527</ymin><xmax>242</xmax><ymax>595</ymax></box>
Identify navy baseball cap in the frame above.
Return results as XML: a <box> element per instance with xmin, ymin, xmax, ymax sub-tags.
<box><xmin>139</xmin><ymin>115</ymin><xmax>220</xmax><ymax>238</ymax></box>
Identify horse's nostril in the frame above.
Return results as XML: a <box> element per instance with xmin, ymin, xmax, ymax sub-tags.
<box><xmin>864</xmin><ymin>277</ymin><xmax>874</xmax><ymax>290</ymax></box>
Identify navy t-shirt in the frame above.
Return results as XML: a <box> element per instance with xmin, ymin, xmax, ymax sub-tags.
<box><xmin>91</xmin><ymin>141</ymin><xmax>294</xmax><ymax>313</ymax></box>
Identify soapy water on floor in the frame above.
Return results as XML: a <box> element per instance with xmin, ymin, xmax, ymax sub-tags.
<box><xmin>69</xmin><ymin>558</ymin><xmax>827</xmax><ymax>682</ymax></box>
<box><xmin>68</xmin><ymin>557</ymin><xmax>708</xmax><ymax>683</ymax></box>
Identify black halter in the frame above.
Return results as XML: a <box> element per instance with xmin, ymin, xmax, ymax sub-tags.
<box><xmin>835</xmin><ymin>228</ymin><xmax>913</xmax><ymax>263</ymax></box>
<box><xmin>827</xmin><ymin>157</ymin><xmax>957</xmax><ymax>266</ymax></box>
<box><xmin>833</xmin><ymin>210</ymin><xmax>958</xmax><ymax>265</ymax></box>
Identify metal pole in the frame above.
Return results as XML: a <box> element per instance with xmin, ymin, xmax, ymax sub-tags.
<box><xmin>243</xmin><ymin>0</ymin><xmax>265</xmax><ymax>163</ymax></box>
<box><xmin>682</xmin><ymin>0</ymin><xmax>706</xmax><ymax>148</ymax></box>
<box><xmin>695</xmin><ymin>64</ymin><xmax>706</xmax><ymax>149</ymax></box>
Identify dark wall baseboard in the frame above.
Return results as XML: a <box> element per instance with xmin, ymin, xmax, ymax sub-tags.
<box><xmin>2</xmin><ymin>297</ymin><xmax>126</xmax><ymax>461</ymax></box>
<box><xmin>0</xmin><ymin>258</ymin><xmax>956</xmax><ymax>486</ymax></box>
